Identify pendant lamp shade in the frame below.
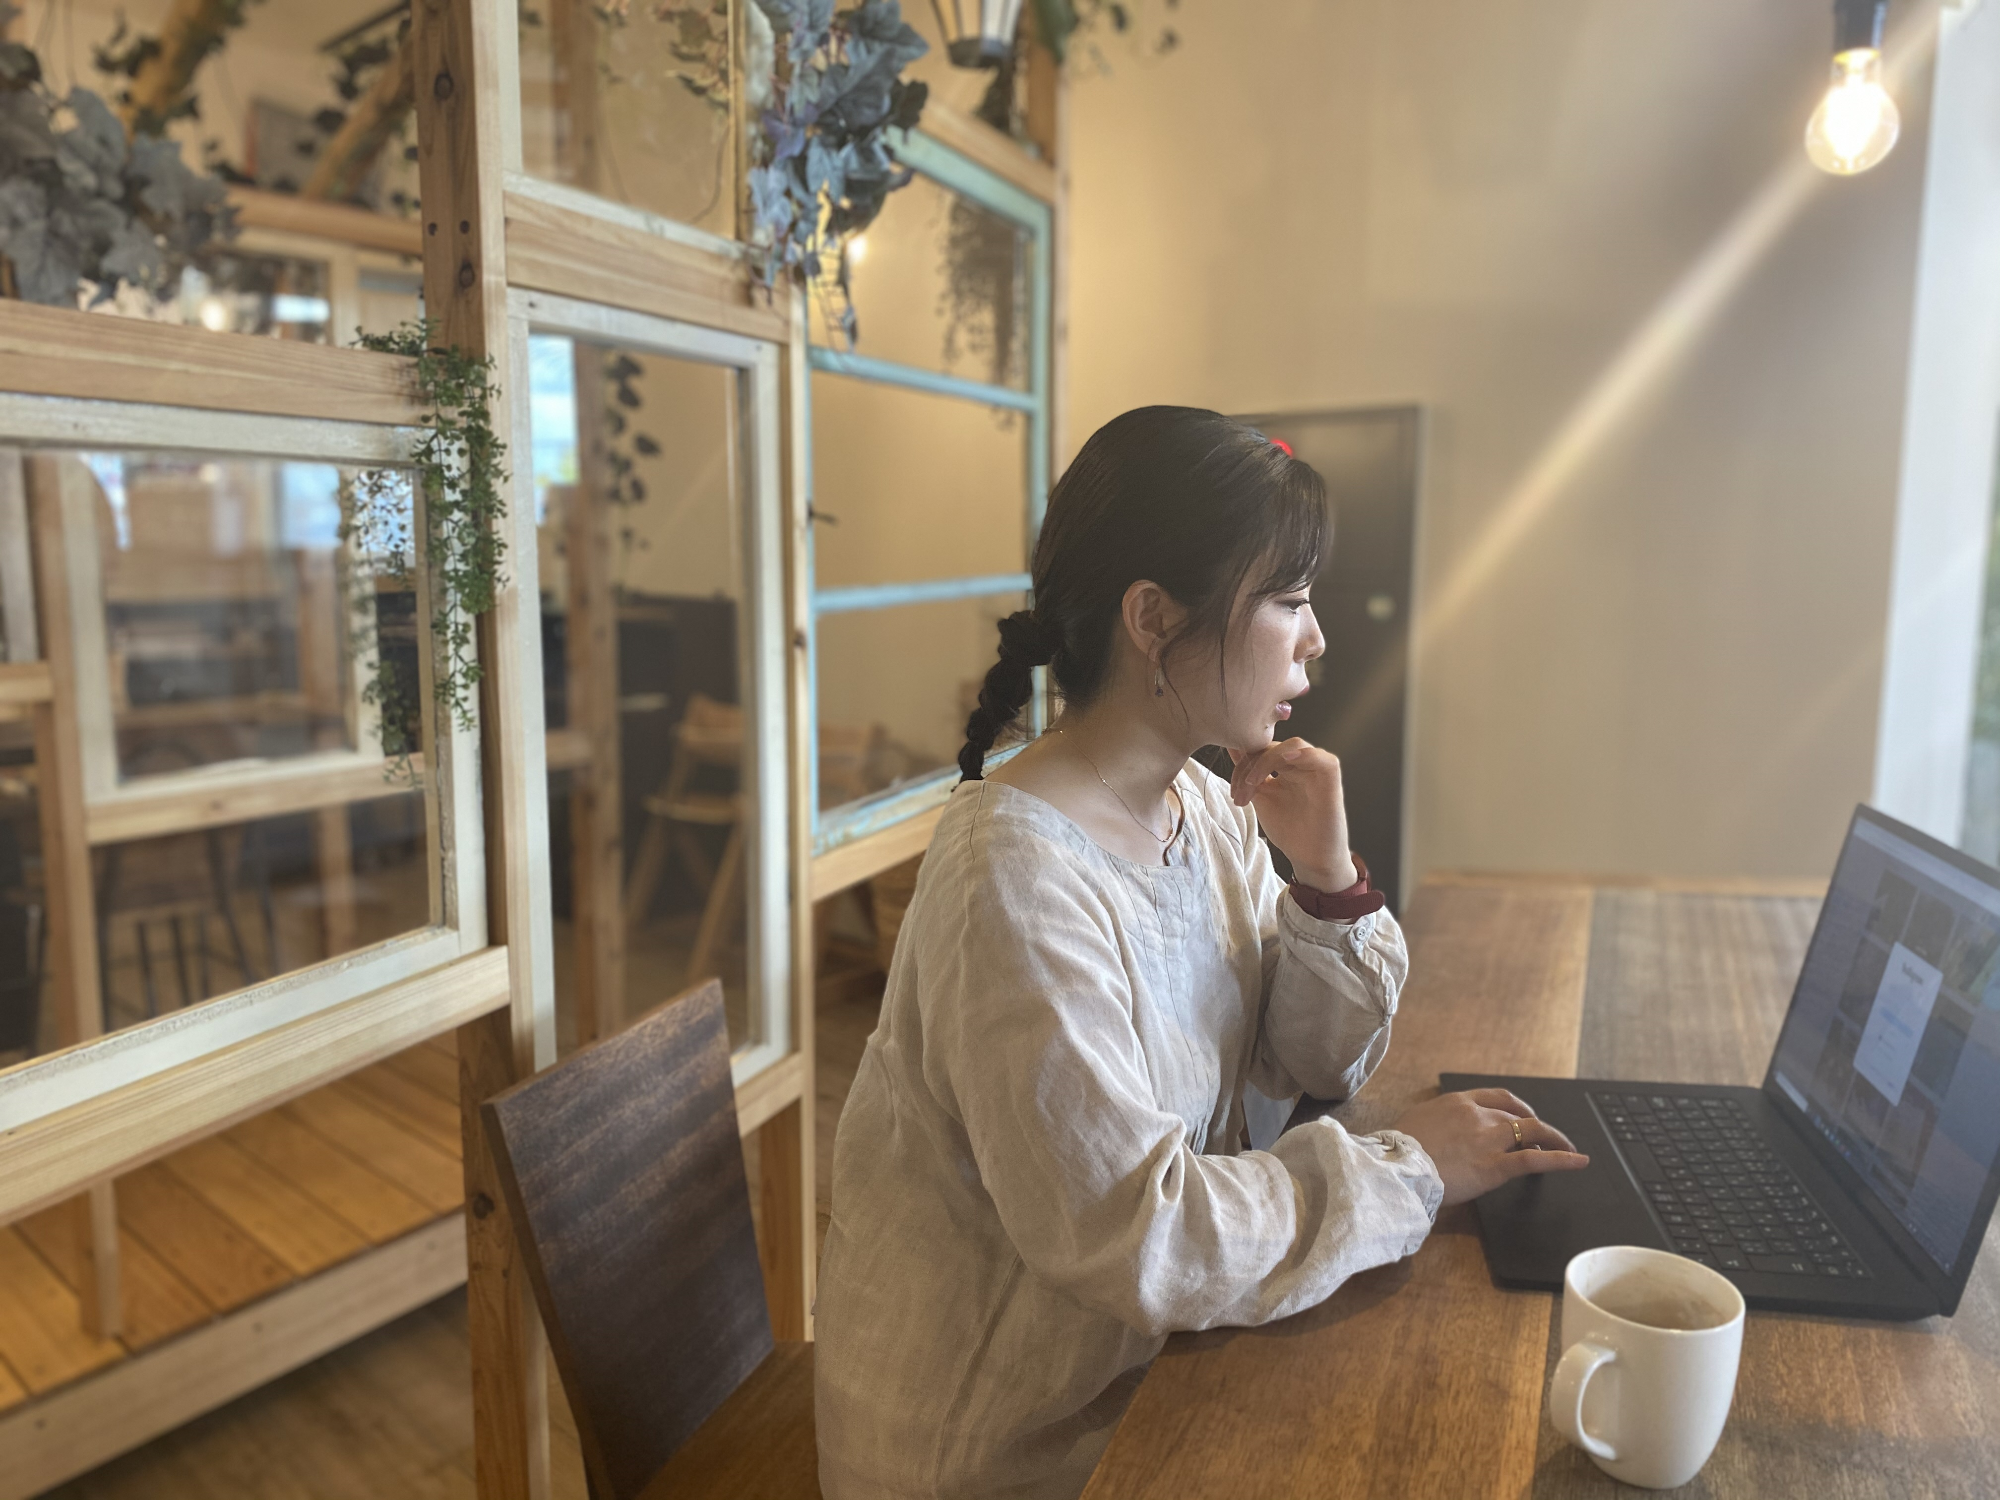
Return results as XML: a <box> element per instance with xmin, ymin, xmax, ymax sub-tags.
<box><xmin>929</xmin><ymin>0</ymin><xmax>1026</xmax><ymax>68</ymax></box>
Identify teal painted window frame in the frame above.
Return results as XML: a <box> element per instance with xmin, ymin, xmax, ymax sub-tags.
<box><xmin>808</xmin><ymin>127</ymin><xmax>1052</xmax><ymax>857</ymax></box>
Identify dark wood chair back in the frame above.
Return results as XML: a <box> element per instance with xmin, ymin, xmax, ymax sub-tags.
<box><xmin>481</xmin><ymin>979</ymin><xmax>772</xmax><ymax>1500</ymax></box>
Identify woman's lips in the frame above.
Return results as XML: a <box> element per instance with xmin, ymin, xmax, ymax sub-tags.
<box><xmin>1276</xmin><ymin>702</ymin><xmax>1292</xmax><ymax>721</ymax></box>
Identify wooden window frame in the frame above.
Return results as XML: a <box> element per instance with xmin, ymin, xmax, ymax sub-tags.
<box><xmin>803</xmin><ymin>128</ymin><xmax>1057</xmax><ymax>864</ymax></box>
<box><xmin>507</xmin><ymin>287</ymin><xmax>794</xmax><ymax>1084</ymax></box>
<box><xmin>0</xmin><ymin>387</ymin><xmax>495</xmax><ymax>1213</ymax></box>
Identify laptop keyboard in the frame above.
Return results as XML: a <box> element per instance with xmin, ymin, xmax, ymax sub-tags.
<box><xmin>1587</xmin><ymin>1092</ymin><xmax>1870</xmax><ymax>1280</ymax></box>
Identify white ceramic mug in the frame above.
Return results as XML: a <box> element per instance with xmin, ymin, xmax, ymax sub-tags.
<box><xmin>1549</xmin><ymin>1245</ymin><xmax>1746</xmax><ymax>1489</ymax></box>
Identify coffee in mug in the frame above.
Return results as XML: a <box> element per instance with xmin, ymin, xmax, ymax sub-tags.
<box><xmin>1550</xmin><ymin>1245</ymin><xmax>1746</xmax><ymax>1489</ymax></box>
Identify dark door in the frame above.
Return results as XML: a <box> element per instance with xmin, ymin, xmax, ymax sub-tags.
<box><xmin>1233</xmin><ymin>407</ymin><xmax>1421</xmax><ymax>909</ymax></box>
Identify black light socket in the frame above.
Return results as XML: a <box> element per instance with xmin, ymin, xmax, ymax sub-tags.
<box><xmin>1834</xmin><ymin>0</ymin><xmax>1888</xmax><ymax>55</ymax></box>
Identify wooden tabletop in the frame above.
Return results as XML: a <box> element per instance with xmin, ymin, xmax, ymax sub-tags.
<box><xmin>1081</xmin><ymin>876</ymin><xmax>2000</xmax><ymax>1499</ymax></box>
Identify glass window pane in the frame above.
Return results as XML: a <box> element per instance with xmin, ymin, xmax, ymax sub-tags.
<box><xmin>816</xmin><ymin>172</ymin><xmax>1033</xmax><ymax>393</ymax></box>
<box><xmin>810</xmin><ymin>375</ymin><xmax>1028</xmax><ymax>591</ymax></box>
<box><xmin>40</xmin><ymin>450</ymin><xmax>411</xmax><ymax>782</ymax></box>
<box><xmin>518</xmin><ymin>0</ymin><xmax>738</xmax><ymax>238</ymax></box>
<box><xmin>816</xmin><ymin>590</ymin><xmax>1027</xmax><ymax>818</ymax></box>
<box><xmin>92</xmin><ymin>799</ymin><xmax>431</xmax><ymax>1037</ymax></box>
<box><xmin>528</xmin><ymin>333</ymin><xmax>768</xmax><ymax>1051</ymax></box>
<box><xmin>0</xmin><ymin>785</ymin><xmax>433</xmax><ymax>1059</ymax></box>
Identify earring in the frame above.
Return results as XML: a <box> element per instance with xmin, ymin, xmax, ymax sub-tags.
<box><xmin>1153</xmin><ymin>664</ymin><xmax>1164</xmax><ymax>698</ymax></box>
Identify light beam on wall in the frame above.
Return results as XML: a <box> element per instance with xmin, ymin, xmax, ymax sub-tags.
<box><xmin>1325</xmin><ymin>10</ymin><xmax>1933</xmax><ymax>796</ymax></box>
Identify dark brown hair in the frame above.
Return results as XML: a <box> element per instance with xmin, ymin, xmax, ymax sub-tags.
<box><xmin>958</xmin><ymin>406</ymin><xmax>1328</xmax><ymax>781</ymax></box>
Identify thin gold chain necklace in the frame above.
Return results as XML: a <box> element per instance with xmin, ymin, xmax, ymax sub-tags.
<box><xmin>1052</xmin><ymin>728</ymin><xmax>1184</xmax><ymax>851</ymax></box>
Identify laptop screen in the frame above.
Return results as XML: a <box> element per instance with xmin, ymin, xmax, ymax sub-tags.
<box><xmin>1767</xmin><ymin>809</ymin><xmax>2000</xmax><ymax>1276</ymax></box>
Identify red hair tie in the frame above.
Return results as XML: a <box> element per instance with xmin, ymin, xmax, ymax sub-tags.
<box><xmin>1270</xmin><ymin>437</ymin><xmax>1294</xmax><ymax>457</ymax></box>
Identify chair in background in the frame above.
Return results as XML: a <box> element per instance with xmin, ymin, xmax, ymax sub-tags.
<box><xmin>621</xmin><ymin>694</ymin><xmax>744</xmax><ymax>985</ymax></box>
<box><xmin>480</xmin><ymin>978</ymin><xmax>817</xmax><ymax>1500</ymax></box>
<box><xmin>624</xmin><ymin>695</ymin><xmax>882</xmax><ymax>985</ymax></box>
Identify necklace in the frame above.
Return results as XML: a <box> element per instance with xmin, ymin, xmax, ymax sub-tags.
<box><xmin>1053</xmin><ymin>728</ymin><xmax>1184</xmax><ymax>850</ymax></box>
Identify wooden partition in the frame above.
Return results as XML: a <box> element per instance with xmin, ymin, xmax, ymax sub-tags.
<box><xmin>0</xmin><ymin>2</ymin><xmax>1071</xmax><ymax>1495</ymax></box>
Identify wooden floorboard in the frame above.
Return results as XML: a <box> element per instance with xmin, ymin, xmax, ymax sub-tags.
<box><xmin>161</xmin><ymin>1137</ymin><xmax>372</xmax><ymax>1280</ymax></box>
<box><xmin>338</xmin><ymin>1066</ymin><xmax>464</xmax><ymax>1156</ymax></box>
<box><xmin>0</xmin><ymin>1228</ymin><xmax>123</xmax><ymax>1395</ymax></box>
<box><xmin>0</xmin><ymin>1347</ymin><xmax>26</xmax><ymax>1413</ymax></box>
<box><xmin>375</xmin><ymin>1042</ymin><xmax>460</xmax><ymax>1104</ymax></box>
<box><xmin>0</xmin><ymin>1034</ymin><xmax>471</xmax><ymax>1488</ymax></box>
<box><xmin>225</xmin><ymin>1110</ymin><xmax>436</xmax><ymax>1246</ymax></box>
<box><xmin>18</xmin><ymin>991</ymin><xmax>870</xmax><ymax>1494</ymax></box>
<box><xmin>14</xmin><ymin>1208</ymin><xmax>215</xmax><ymax>1354</ymax></box>
<box><xmin>284</xmin><ymin>1086</ymin><xmax>464</xmax><ymax>1214</ymax></box>
<box><xmin>118</xmin><ymin>1165</ymin><xmax>295</xmax><ymax>1314</ymax></box>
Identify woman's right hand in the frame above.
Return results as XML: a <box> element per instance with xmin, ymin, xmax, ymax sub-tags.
<box><xmin>1392</xmin><ymin>1088</ymin><xmax>1591</xmax><ymax>1206</ymax></box>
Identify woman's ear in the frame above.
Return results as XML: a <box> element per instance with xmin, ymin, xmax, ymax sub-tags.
<box><xmin>1120</xmin><ymin>579</ymin><xmax>1186</xmax><ymax>663</ymax></box>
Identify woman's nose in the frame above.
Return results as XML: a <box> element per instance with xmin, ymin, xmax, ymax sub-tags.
<box><xmin>1300</xmin><ymin>604</ymin><xmax>1326</xmax><ymax>661</ymax></box>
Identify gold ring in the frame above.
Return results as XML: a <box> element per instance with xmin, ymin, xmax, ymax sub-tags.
<box><xmin>1512</xmin><ymin>1119</ymin><xmax>1524</xmax><ymax>1147</ymax></box>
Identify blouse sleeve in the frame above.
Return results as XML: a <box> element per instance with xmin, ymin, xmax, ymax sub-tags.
<box><xmin>922</xmin><ymin>844</ymin><xmax>1439</xmax><ymax>1341</ymax></box>
<box><xmin>1223</xmin><ymin>783</ymin><xmax>1412</xmax><ymax>1103</ymax></box>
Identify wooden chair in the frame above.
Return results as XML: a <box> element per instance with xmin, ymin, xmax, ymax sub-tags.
<box><xmin>480</xmin><ymin>979</ymin><xmax>818</xmax><ymax>1500</ymax></box>
<box><xmin>624</xmin><ymin>697</ymin><xmax>882</xmax><ymax>985</ymax></box>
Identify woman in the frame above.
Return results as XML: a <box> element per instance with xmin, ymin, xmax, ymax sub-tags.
<box><xmin>814</xmin><ymin>407</ymin><xmax>1589</xmax><ymax>1500</ymax></box>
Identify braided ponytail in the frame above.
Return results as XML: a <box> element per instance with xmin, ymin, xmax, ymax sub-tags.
<box><xmin>953</xmin><ymin>406</ymin><xmax>1327</xmax><ymax>786</ymax></box>
<box><xmin>957</xmin><ymin>611</ymin><xmax>1060</xmax><ymax>781</ymax></box>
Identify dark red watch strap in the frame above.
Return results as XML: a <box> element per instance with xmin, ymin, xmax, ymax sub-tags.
<box><xmin>1290</xmin><ymin>854</ymin><xmax>1388</xmax><ymax>922</ymax></box>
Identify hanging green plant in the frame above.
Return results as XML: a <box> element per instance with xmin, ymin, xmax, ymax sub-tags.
<box><xmin>339</xmin><ymin>320</ymin><xmax>508</xmax><ymax>769</ymax></box>
<box><xmin>746</xmin><ymin>0</ymin><xmax>929</xmax><ymax>345</ymax></box>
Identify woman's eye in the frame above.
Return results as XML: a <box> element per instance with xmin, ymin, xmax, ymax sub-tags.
<box><xmin>1282</xmin><ymin>598</ymin><xmax>1308</xmax><ymax>613</ymax></box>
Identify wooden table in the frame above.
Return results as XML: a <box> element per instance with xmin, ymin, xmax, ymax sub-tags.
<box><xmin>1082</xmin><ymin>876</ymin><xmax>2000</xmax><ymax>1499</ymax></box>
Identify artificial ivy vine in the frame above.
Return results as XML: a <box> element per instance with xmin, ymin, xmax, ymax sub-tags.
<box><xmin>339</xmin><ymin>320</ymin><xmax>508</xmax><ymax>767</ymax></box>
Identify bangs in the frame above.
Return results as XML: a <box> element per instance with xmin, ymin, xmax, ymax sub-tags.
<box><xmin>1246</xmin><ymin>459</ymin><xmax>1329</xmax><ymax>599</ymax></box>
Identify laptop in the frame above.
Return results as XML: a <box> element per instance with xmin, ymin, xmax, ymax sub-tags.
<box><xmin>1443</xmin><ymin>804</ymin><xmax>2000</xmax><ymax>1320</ymax></box>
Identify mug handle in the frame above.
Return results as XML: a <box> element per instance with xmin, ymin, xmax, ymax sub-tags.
<box><xmin>1550</xmin><ymin>1340</ymin><xmax>1620</xmax><ymax>1462</ymax></box>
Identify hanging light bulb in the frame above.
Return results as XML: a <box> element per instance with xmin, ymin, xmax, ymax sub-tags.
<box><xmin>1805</xmin><ymin>0</ymin><xmax>1899</xmax><ymax>176</ymax></box>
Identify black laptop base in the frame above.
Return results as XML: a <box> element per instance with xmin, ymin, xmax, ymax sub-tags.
<box><xmin>1440</xmin><ymin>1072</ymin><xmax>1940</xmax><ymax>1321</ymax></box>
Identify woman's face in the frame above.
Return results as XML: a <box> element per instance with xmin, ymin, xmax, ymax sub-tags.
<box><xmin>1166</xmin><ymin>579</ymin><xmax>1325</xmax><ymax>752</ymax></box>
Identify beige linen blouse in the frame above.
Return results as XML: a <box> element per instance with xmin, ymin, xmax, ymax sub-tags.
<box><xmin>814</xmin><ymin>762</ymin><xmax>1444</xmax><ymax>1500</ymax></box>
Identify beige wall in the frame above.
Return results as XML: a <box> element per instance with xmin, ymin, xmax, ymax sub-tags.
<box><xmin>1065</xmin><ymin>0</ymin><xmax>1946</xmax><ymax>882</ymax></box>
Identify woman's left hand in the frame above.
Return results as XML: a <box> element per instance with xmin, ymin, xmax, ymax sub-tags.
<box><xmin>1227</xmin><ymin>738</ymin><xmax>1358</xmax><ymax>893</ymax></box>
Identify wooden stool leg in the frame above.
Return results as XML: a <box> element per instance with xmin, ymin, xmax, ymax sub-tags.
<box><xmin>623</xmin><ymin>814</ymin><xmax>671</xmax><ymax>931</ymax></box>
<box><xmin>685</xmin><ymin>824</ymin><xmax>743</xmax><ymax>986</ymax></box>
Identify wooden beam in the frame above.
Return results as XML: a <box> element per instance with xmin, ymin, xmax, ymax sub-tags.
<box><xmin>416</xmin><ymin>0</ymin><xmax>557</xmax><ymax>1489</ymax></box>
<box><xmin>565</xmin><ymin>363</ymin><xmax>625</xmax><ymax>1048</ymax></box>
<box><xmin>1025</xmin><ymin>36</ymin><xmax>1070</xmax><ymax>475</ymax></box>
<box><xmin>810</xmin><ymin>803</ymin><xmax>946</xmax><ymax>902</ymax></box>
<box><xmin>29</xmin><ymin>458</ymin><xmax>115</xmax><ymax>803</ymax></box>
<box><xmin>542</xmin><ymin>726</ymin><xmax>592</xmax><ymax>771</ymax></box>
<box><xmin>731</xmin><ymin>1047</ymin><xmax>806</xmax><ymax>1139</ymax></box>
<box><xmin>780</xmin><ymin>286</ymin><xmax>818</xmax><ymax>1339</ymax></box>
<box><xmin>503</xmin><ymin>189</ymin><xmax>788</xmax><ymax>345</ymax></box>
<box><xmin>85</xmin><ymin>753</ymin><xmax>421</xmax><ymax>846</ymax></box>
<box><xmin>0</xmin><ymin>451</ymin><xmax>34</xmax><ymax>663</ymax></box>
<box><xmin>915</xmin><ymin>100</ymin><xmax>1059</xmax><ymax>205</ymax></box>
<box><xmin>0</xmin><ymin>300</ymin><xmax>421</xmax><ymax>426</ymax></box>
<box><xmin>0</xmin><ymin>661</ymin><xmax>50</xmax><ymax>706</ymax></box>
<box><xmin>0</xmin><ymin>948</ymin><xmax>510</xmax><ymax>1225</ymax></box>
<box><xmin>0</xmin><ymin>1217</ymin><xmax>468</xmax><ymax>1500</ymax></box>
<box><xmin>755</xmin><ymin>1100</ymin><xmax>808</xmax><ymax>1340</ymax></box>
<box><xmin>227</xmin><ymin>188</ymin><xmax>425</xmax><ymax>258</ymax></box>
<box><xmin>27</xmin><ymin>466</ymin><xmax>123</xmax><ymax>1340</ymax></box>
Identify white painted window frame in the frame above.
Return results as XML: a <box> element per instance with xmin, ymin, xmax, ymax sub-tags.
<box><xmin>507</xmin><ymin>287</ymin><xmax>792</xmax><ymax>1085</ymax></box>
<box><xmin>0</xmin><ymin>392</ymin><xmax>491</xmax><ymax>1135</ymax></box>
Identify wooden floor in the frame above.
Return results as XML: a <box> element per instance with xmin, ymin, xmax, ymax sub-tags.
<box><xmin>26</xmin><ymin>973</ymin><xmax>887</xmax><ymax>1498</ymax></box>
<box><xmin>0</xmin><ymin>1032</ymin><xmax>464</xmax><ymax>1418</ymax></box>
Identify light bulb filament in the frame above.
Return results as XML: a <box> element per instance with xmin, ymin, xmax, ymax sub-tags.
<box><xmin>1805</xmin><ymin>46</ymin><xmax>1899</xmax><ymax>176</ymax></box>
